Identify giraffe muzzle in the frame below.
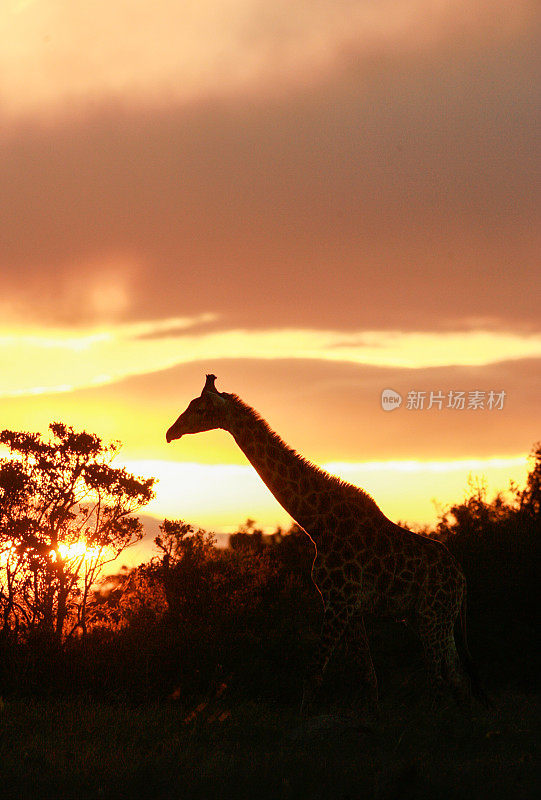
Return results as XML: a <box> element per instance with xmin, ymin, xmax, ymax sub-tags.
<box><xmin>166</xmin><ymin>424</ymin><xmax>183</xmax><ymax>443</ymax></box>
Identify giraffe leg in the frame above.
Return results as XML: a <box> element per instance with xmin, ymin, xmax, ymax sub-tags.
<box><xmin>301</xmin><ymin>600</ymin><xmax>352</xmax><ymax>714</ymax></box>
<box><xmin>348</xmin><ymin>611</ymin><xmax>379</xmax><ymax>713</ymax></box>
<box><xmin>442</xmin><ymin>627</ymin><xmax>472</xmax><ymax>706</ymax></box>
<box><xmin>416</xmin><ymin>616</ymin><xmax>448</xmax><ymax>704</ymax></box>
<box><xmin>418</xmin><ymin>615</ymin><xmax>468</xmax><ymax>706</ymax></box>
<box><xmin>416</xmin><ymin>592</ymin><xmax>470</xmax><ymax>705</ymax></box>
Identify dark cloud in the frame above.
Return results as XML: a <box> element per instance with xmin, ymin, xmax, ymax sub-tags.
<box><xmin>27</xmin><ymin>356</ymin><xmax>537</xmax><ymax>463</ymax></box>
<box><xmin>159</xmin><ymin>357</ymin><xmax>541</xmax><ymax>461</ymax></box>
<box><xmin>2</xmin><ymin>28</ymin><xmax>538</xmax><ymax>332</ymax></box>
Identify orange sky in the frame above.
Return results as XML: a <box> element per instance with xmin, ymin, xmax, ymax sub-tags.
<box><xmin>1</xmin><ymin>1</ymin><xmax>539</xmax><ymax>558</ymax></box>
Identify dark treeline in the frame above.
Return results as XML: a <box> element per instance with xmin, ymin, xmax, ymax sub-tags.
<box><xmin>0</xmin><ymin>425</ymin><xmax>539</xmax><ymax>705</ymax></box>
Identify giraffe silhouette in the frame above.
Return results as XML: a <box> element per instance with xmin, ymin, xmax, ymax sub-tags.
<box><xmin>166</xmin><ymin>375</ymin><xmax>483</xmax><ymax>713</ymax></box>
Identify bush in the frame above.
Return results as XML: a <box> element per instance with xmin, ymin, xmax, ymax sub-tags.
<box><xmin>1</xmin><ymin>447</ymin><xmax>539</xmax><ymax>703</ymax></box>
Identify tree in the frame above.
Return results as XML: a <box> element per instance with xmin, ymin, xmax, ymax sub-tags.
<box><xmin>0</xmin><ymin>423</ymin><xmax>155</xmax><ymax>646</ymax></box>
<box><xmin>435</xmin><ymin>475</ymin><xmax>512</xmax><ymax>539</ymax></box>
<box><xmin>228</xmin><ymin>518</ymin><xmax>268</xmax><ymax>554</ymax></box>
<box><xmin>152</xmin><ymin>519</ymin><xmax>216</xmax><ymax>620</ymax></box>
<box><xmin>516</xmin><ymin>443</ymin><xmax>541</xmax><ymax>518</ymax></box>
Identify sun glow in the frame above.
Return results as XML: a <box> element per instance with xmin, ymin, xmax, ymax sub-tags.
<box><xmin>0</xmin><ymin>539</ymin><xmax>102</xmax><ymax>569</ymax></box>
<box><xmin>50</xmin><ymin>541</ymin><xmax>101</xmax><ymax>564</ymax></box>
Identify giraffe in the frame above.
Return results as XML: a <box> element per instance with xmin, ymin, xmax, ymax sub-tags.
<box><xmin>166</xmin><ymin>374</ymin><xmax>482</xmax><ymax>713</ymax></box>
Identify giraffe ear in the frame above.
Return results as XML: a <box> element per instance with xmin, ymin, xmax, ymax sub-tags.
<box><xmin>201</xmin><ymin>373</ymin><xmax>220</xmax><ymax>396</ymax></box>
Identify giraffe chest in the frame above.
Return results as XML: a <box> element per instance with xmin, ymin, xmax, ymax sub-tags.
<box><xmin>312</xmin><ymin>549</ymin><xmax>420</xmax><ymax>616</ymax></box>
<box><xmin>312</xmin><ymin>555</ymin><xmax>367</xmax><ymax>600</ymax></box>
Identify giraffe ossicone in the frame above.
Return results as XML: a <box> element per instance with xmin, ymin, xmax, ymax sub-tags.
<box><xmin>202</xmin><ymin>373</ymin><xmax>219</xmax><ymax>395</ymax></box>
<box><xmin>166</xmin><ymin>375</ymin><xmax>484</xmax><ymax>711</ymax></box>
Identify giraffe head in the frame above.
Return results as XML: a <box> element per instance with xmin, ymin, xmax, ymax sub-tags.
<box><xmin>166</xmin><ymin>374</ymin><xmax>230</xmax><ymax>442</ymax></box>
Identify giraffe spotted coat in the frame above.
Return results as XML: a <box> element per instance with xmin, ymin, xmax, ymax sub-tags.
<box><xmin>167</xmin><ymin>375</ymin><xmax>473</xmax><ymax>710</ymax></box>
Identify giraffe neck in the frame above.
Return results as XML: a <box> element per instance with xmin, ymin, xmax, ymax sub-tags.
<box><xmin>223</xmin><ymin>395</ymin><xmax>361</xmax><ymax>538</ymax></box>
<box><xmin>225</xmin><ymin>397</ymin><xmax>320</xmax><ymax>531</ymax></box>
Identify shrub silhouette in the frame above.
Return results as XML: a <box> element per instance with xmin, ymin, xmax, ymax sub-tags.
<box><xmin>0</xmin><ymin>431</ymin><xmax>538</xmax><ymax>703</ymax></box>
<box><xmin>436</xmin><ymin>447</ymin><xmax>541</xmax><ymax>688</ymax></box>
<box><xmin>0</xmin><ymin>424</ymin><xmax>155</xmax><ymax>693</ymax></box>
<box><xmin>84</xmin><ymin>447</ymin><xmax>539</xmax><ymax>702</ymax></box>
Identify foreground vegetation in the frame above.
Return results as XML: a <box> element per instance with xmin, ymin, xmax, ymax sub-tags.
<box><xmin>0</xmin><ymin>430</ymin><xmax>539</xmax><ymax>797</ymax></box>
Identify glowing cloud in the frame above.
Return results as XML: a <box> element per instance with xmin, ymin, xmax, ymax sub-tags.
<box><xmin>1</xmin><ymin>0</ymin><xmax>535</xmax><ymax>117</ymax></box>
<box><xmin>1</xmin><ymin>318</ymin><xmax>540</xmax><ymax>398</ymax></box>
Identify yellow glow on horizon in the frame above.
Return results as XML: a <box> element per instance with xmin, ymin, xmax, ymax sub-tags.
<box><xmin>1</xmin><ymin>317</ymin><xmax>540</xmax><ymax>399</ymax></box>
<box><xmin>325</xmin><ymin>456</ymin><xmax>529</xmax><ymax>474</ymax></box>
<box><xmin>124</xmin><ymin>454</ymin><xmax>530</xmax><ymax>533</ymax></box>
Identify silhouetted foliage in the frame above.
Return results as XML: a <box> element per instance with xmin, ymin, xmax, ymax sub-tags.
<box><xmin>516</xmin><ymin>442</ymin><xmax>541</xmax><ymax>518</ymax></box>
<box><xmin>80</xmin><ymin>444</ymin><xmax>539</xmax><ymax>702</ymax></box>
<box><xmin>0</xmin><ymin>423</ymin><xmax>155</xmax><ymax>655</ymax></box>
<box><xmin>435</xmin><ymin>447</ymin><xmax>541</xmax><ymax>689</ymax></box>
<box><xmin>229</xmin><ymin>518</ymin><xmax>269</xmax><ymax>554</ymax></box>
<box><xmin>0</xmin><ymin>430</ymin><xmax>538</xmax><ymax>705</ymax></box>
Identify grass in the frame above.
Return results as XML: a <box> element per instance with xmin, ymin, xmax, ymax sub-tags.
<box><xmin>0</xmin><ymin>689</ymin><xmax>538</xmax><ymax>800</ymax></box>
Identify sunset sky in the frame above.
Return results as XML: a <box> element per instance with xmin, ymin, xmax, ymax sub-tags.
<box><xmin>1</xmin><ymin>1</ymin><xmax>539</xmax><ymax>561</ymax></box>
